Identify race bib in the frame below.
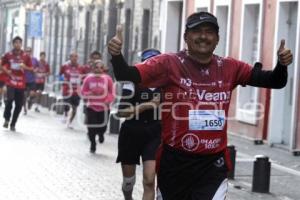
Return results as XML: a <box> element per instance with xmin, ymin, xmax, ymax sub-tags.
<box><xmin>11</xmin><ymin>63</ymin><xmax>21</xmax><ymax>70</ymax></box>
<box><xmin>36</xmin><ymin>73</ymin><xmax>44</xmax><ymax>78</ymax></box>
<box><xmin>189</xmin><ymin>110</ymin><xmax>225</xmax><ymax>131</ymax></box>
<box><xmin>70</xmin><ymin>75</ymin><xmax>80</xmax><ymax>84</ymax></box>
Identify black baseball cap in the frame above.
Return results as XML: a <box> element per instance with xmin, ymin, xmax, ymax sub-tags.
<box><xmin>185</xmin><ymin>12</ymin><xmax>219</xmax><ymax>33</ymax></box>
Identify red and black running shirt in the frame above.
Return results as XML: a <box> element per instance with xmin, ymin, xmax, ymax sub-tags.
<box><xmin>135</xmin><ymin>50</ymin><xmax>252</xmax><ymax>154</ymax></box>
<box><xmin>35</xmin><ymin>60</ymin><xmax>50</xmax><ymax>84</ymax></box>
<box><xmin>59</xmin><ymin>63</ymin><xmax>84</xmax><ymax>97</ymax></box>
<box><xmin>1</xmin><ymin>50</ymin><xmax>32</xmax><ymax>89</ymax></box>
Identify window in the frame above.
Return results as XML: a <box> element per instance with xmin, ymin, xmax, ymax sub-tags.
<box><xmin>214</xmin><ymin>0</ymin><xmax>232</xmax><ymax>57</ymax></box>
<box><xmin>162</xmin><ymin>1</ymin><xmax>183</xmax><ymax>52</ymax></box>
<box><xmin>236</xmin><ymin>0</ymin><xmax>263</xmax><ymax>124</ymax></box>
<box><xmin>194</xmin><ymin>0</ymin><xmax>211</xmax><ymax>12</ymax></box>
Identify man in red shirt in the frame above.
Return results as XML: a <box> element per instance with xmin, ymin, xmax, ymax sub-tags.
<box><xmin>108</xmin><ymin>12</ymin><xmax>293</xmax><ymax>200</ymax></box>
<box><xmin>1</xmin><ymin>36</ymin><xmax>33</xmax><ymax>131</ymax></box>
<box><xmin>34</xmin><ymin>51</ymin><xmax>50</xmax><ymax>112</ymax></box>
<box><xmin>59</xmin><ymin>52</ymin><xmax>83</xmax><ymax>128</ymax></box>
<box><xmin>23</xmin><ymin>47</ymin><xmax>39</xmax><ymax>114</ymax></box>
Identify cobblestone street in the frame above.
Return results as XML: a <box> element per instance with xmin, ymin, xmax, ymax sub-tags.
<box><xmin>0</xmin><ymin>107</ymin><xmax>143</xmax><ymax>200</ymax></box>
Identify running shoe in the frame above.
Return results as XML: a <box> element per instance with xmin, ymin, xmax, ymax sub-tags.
<box><xmin>67</xmin><ymin>121</ymin><xmax>74</xmax><ymax>129</ymax></box>
<box><xmin>99</xmin><ymin>134</ymin><xmax>105</xmax><ymax>144</ymax></box>
<box><xmin>28</xmin><ymin>99</ymin><xmax>33</xmax><ymax>110</ymax></box>
<box><xmin>90</xmin><ymin>144</ymin><xmax>96</xmax><ymax>153</ymax></box>
<box><xmin>10</xmin><ymin>125</ymin><xmax>16</xmax><ymax>132</ymax></box>
<box><xmin>3</xmin><ymin>121</ymin><xmax>9</xmax><ymax>128</ymax></box>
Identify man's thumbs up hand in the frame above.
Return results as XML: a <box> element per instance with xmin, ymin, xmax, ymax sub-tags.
<box><xmin>277</xmin><ymin>39</ymin><xmax>293</xmax><ymax>66</ymax></box>
<box><xmin>115</xmin><ymin>25</ymin><xmax>123</xmax><ymax>42</ymax></box>
<box><xmin>108</xmin><ymin>25</ymin><xmax>123</xmax><ymax>56</ymax></box>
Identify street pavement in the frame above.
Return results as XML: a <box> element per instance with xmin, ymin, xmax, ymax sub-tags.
<box><xmin>0</xmin><ymin>105</ymin><xmax>300</xmax><ymax>200</ymax></box>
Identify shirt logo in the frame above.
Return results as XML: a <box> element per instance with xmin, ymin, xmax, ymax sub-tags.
<box><xmin>201</xmin><ymin>69</ymin><xmax>209</xmax><ymax>76</ymax></box>
<box><xmin>196</xmin><ymin>89</ymin><xmax>231</xmax><ymax>102</ymax></box>
<box><xmin>180</xmin><ymin>78</ymin><xmax>192</xmax><ymax>87</ymax></box>
<box><xmin>199</xmin><ymin>16</ymin><xmax>210</xmax><ymax>20</ymax></box>
<box><xmin>214</xmin><ymin>157</ymin><xmax>225</xmax><ymax>168</ymax></box>
<box><xmin>218</xmin><ymin>81</ymin><xmax>223</xmax><ymax>88</ymax></box>
<box><xmin>181</xmin><ymin>133</ymin><xmax>199</xmax><ymax>152</ymax></box>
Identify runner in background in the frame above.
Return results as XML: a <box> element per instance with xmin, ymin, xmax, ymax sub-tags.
<box><xmin>34</xmin><ymin>51</ymin><xmax>50</xmax><ymax>112</ymax></box>
<box><xmin>82</xmin><ymin>51</ymin><xmax>103</xmax><ymax>77</ymax></box>
<box><xmin>82</xmin><ymin>51</ymin><xmax>104</xmax><ymax>123</ymax></box>
<box><xmin>81</xmin><ymin>60</ymin><xmax>114</xmax><ymax>153</ymax></box>
<box><xmin>23</xmin><ymin>47</ymin><xmax>38</xmax><ymax>115</ymax></box>
<box><xmin>116</xmin><ymin>49</ymin><xmax>161</xmax><ymax>200</ymax></box>
<box><xmin>1</xmin><ymin>36</ymin><xmax>33</xmax><ymax>131</ymax></box>
<box><xmin>59</xmin><ymin>52</ymin><xmax>83</xmax><ymax>129</ymax></box>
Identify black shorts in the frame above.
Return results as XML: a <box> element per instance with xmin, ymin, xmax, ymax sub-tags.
<box><xmin>64</xmin><ymin>95</ymin><xmax>80</xmax><ymax>112</ymax></box>
<box><xmin>116</xmin><ymin>120</ymin><xmax>161</xmax><ymax>165</ymax></box>
<box><xmin>26</xmin><ymin>82</ymin><xmax>36</xmax><ymax>91</ymax></box>
<box><xmin>86</xmin><ymin>107</ymin><xmax>110</xmax><ymax>134</ymax></box>
<box><xmin>35</xmin><ymin>83</ymin><xmax>45</xmax><ymax>91</ymax></box>
<box><xmin>0</xmin><ymin>81</ymin><xmax>5</xmax><ymax>88</ymax></box>
<box><xmin>157</xmin><ymin>145</ymin><xmax>228</xmax><ymax>200</ymax></box>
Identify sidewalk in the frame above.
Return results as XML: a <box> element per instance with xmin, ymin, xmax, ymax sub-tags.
<box><xmin>227</xmin><ymin>134</ymin><xmax>300</xmax><ymax>200</ymax></box>
<box><xmin>0</xmin><ymin>106</ymin><xmax>300</xmax><ymax>199</ymax></box>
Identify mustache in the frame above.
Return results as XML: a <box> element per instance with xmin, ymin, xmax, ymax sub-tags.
<box><xmin>186</xmin><ymin>37</ymin><xmax>208</xmax><ymax>45</ymax></box>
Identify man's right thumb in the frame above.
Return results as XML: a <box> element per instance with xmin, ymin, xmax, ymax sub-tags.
<box><xmin>116</xmin><ymin>25</ymin><xmax>123</xmax><ymax>42</ymax></box>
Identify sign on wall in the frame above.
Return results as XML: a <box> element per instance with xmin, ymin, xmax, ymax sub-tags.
<box><xmin>28</xmin><ymin>11</ymin><xmax>43</xmax><ymax>38</ymax></box>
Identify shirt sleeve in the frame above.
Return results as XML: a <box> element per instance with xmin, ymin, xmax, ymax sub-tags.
<box><xmin>230</xmin><ymin>58</ymin><xmax>253</xmax><ymax>87</ymax></box>
<box><xmin>104</xmin><ymin>75</ymin><xmax>115</xmax><ymax>104</ymax></box>
<box><xmin>46</xmin><ymin>64</ymin><xmax>50</xmax><ymax>73</ymax></box>
<box><xmin>80</xmin><ymin>76</ymin><xmax>90</xmax><ymax>97</ymax></box>
<box><xmin>247</xmin><ymin>62</ymin><xmax>288</xmax><ymax>89</ymax></box>
<box><xmin>1</xmin><ymin>54</ymin><xmax>10</xmax><ymax>69</ymax></box>
<box><xmin>135</xmin><ymin>54</ymin><xmax>170</xmax><ymax>88</ymax></box>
